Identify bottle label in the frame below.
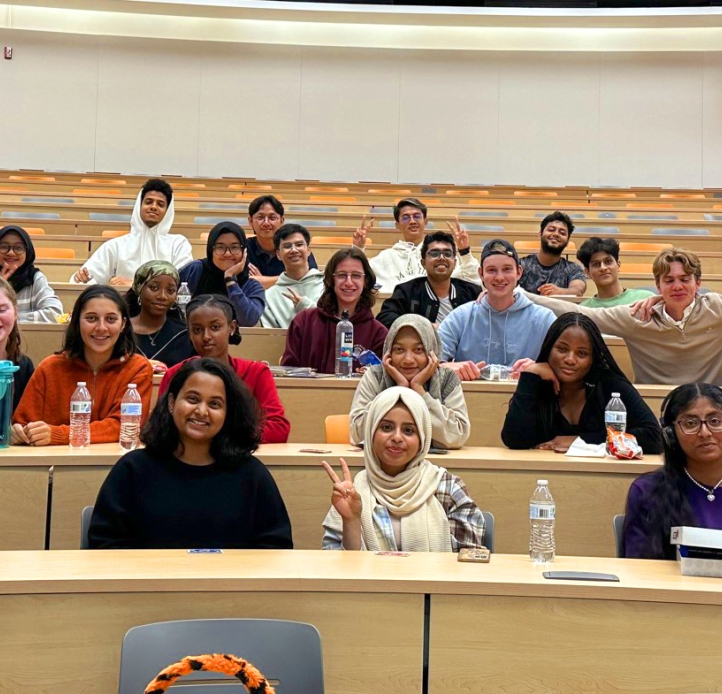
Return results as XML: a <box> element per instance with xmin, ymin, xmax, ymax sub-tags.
<box><xmin>177</xmin><ymin>295</ymin><xmax>190</xmax><ymax>306</ymax></box>
<box><xmin>341</xmin><ymin>330</ymin><xmax>353</xmax><ymax>347</ymax></box>
<box><xmin>605</xmin><ymin>412</ymin><xmax>627</xmax><ymax>424</ymax></box>
<box><xmin>121</xmin><ymin>403</ymin><xmax>143</xmax><ymax>416</ymax></box>
<box><xmin>530</xmin><ymin>504</ymin><xmax>556</xmax><ymax>520</ymax></box>
<box><xmin>339</xmin><ymin>346</ymin><xmax>353</xmax><ymax>360</ymax></box>
<box><xmin>70</xmin><ymin>401</ymin><xmax>91</xmax><ymax>414</ymax></box>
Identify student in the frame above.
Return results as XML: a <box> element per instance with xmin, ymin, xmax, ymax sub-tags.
<box><xmin>518</xmin><ymin>211</ymin><xmax>586</xmax><ymax>296</ymax></box>
<box><xmin>576</xmin><ymin>237</ymin><xmax>654</xmax><ymax>308</ymax></box>
<box><xmin>159</xmin><ymin>294</ymin><xmax>290</xmax><ymax>444</ymax></box>
<box><xmin>125</xmin><ymin>260</ymin><xmax>194</xmax><ymax>368</ymax></box>
<box><xmin>322</xmin><ymin>387</ymin><xmax>485</xmax><ymax>551</ymax></box>
<box><xmin>245</xmin><ymin>195</ymin><xmax>319</xmax><ymax>289</ymax></box>
<box><xmin>281</xmin><ymin>248</ymin><xmax>388</xmax><ymax>374</ymax></box>
<box><xmin>0</xmin><ymin>277</ymin><xmax>34</xmax><ymax>411</ymax></box>
<box><xmin>350</xmin><ymin>315</ymin><xmax>470</xmax><ymax>450</ymax></box>
<box><xmin>352</xmin><ymin>198</ymin><xmax>480</xmax><ymax>292</ymax></box>
<box><xmin>624</xmin><ymin>383</ymin><xmax>722</xmax><ymax>559</ymax></box>
<box><xmin>501</xmin><ymin>314</ymin><xmax>662</xmax><ymax>454</ymax></box>
<box><xmin>522</xmin><ymin>248</ymin><xmax>722</xmax><ymax>385</ymax></box>
<box><xmin>0</xmin><ymin>225</ymin><xmax>63</xmax><ymax>323</ymax></box>
<box><xmin>72</xmin><ymin>179</ymin><xmax>193</xmax><ymax>287</ymax></box>
<box><xmin>376</xmin><ymin>231</ymin><xmax>481</xmax><ymax>329</ymax></box>
<box><xmin>89</xmin><ymin>358</ymin><xmax>292</xmax><ymax>549</ymax></box>
<box><xmin>12</xmin><ymin>286</ymin><xmax>153</xmax><ymax>446</ymax></box>
<box><xmin>438</xmin><ymin>239</ymin><xmax>555</xmax><ymax>381</ymax></box>
<box><xmin>179</xmin><ymin>221</ymin><xmax>265</xmax><ymax>327</ymax></box>
<box><xmin>260</xmin><ymin>224</ymin><xmax>323</xmax><ymax>329</ymax></box>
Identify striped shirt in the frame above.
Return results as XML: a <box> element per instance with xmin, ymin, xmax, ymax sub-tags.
<box><xmin>17</xmin><ymin>272</ymin><xmax>63</xmax><ymax>323</ymax></box>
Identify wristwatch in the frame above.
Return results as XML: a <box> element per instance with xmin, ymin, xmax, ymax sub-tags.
<box><xmin>459</xmin><ymin>247</ymin><xmax>471</xmax><ymax>256</ymax></box>
<box><xmin>225</xmin><ymin>276</ymin><xmax>236</xmax><ymax>285</ymax></box>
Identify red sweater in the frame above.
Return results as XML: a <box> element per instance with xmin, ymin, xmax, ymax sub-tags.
<box><xmin>13</xmin><ymin>353</ymin><xmax>153</xmax><ymax>445</ymax></box>
<box><xmin>159</xmin><ymin>356</ymin><xmax>290</xmax><ymax>444</ymax></box>
<box><xmin>281</xmin><ymin>306</ymin><xmax>388</xmax><ymax>375</ymax></box>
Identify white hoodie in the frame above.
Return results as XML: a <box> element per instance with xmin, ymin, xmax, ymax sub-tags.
<box><xmin>71</xmin><ymin>191</ymin><xmax>194</xmax><ymax>284</ymax></box>
<box><xmin>260</xmin><ymin>268</ymin><xmax>324</xmax><ymax>328</ymax></box>
<box><xmin>369</xmin><ymin>241</ymin><xmax>481</xmax><ymax>293</ymax></box>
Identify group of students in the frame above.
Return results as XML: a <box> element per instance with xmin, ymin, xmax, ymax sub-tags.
<box><xmin>3</xmin><ymin>182</ymin><xmax>722</xmax><ymax>561</ymax></box>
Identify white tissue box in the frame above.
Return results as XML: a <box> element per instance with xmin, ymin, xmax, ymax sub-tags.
<box><xmin>671</xmin><ymin>526</ymin><xmax>722</xmax><ymax>577</ymax></box>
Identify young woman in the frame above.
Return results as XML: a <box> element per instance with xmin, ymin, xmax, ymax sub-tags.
<box><xmin>501</xmin><ymin>313</ymin><xmax>663</xmax><ymax>454</ymax></box>
<box><xmin>11</xmin><ymin>286</ymin><xmax>153</xmax><ymax>446</ymax></box>
<box><xmin>350</xmin><ymin>315</ymin><xmax>470</xmax><ymax>450</ymax></box>
<box><xmin>322</xmin><ymin>387</ymin><xmax>485</xmax><ymax>552</ymax></box>
<box><xmin>0</xmin><ymin>225</ymin><xmax>63</xmax><ymax>323</ymax></box>
<box><xmin>89</xmin><ymin>358</ymin><xmax>292</xmax><ymax>549</ymax></box>
<box><xmin>159</xmin><ymin>294</ymin><xmax>290</xmax><ymax>443</ymax></box>
<box><xmin>0</xmin><ymin>277</ymin><xmax>34</xmax><ymax>411</ymax></box>
<box><xmin>624</xmin><ymin>383</ymin><xmax>722</xmax><ymax>560</ymax></box>
<box><xmin>281</xmin><ymin>248</ymin><xmax>388</xmax><ymax>374</ymax></box>
<box><xmin>179</xmin><ymin>221</ymin><xmax>265</xmax><ymax>327</ymax></box>
<box><xmin>125</xmin><ymin>260</ymin><xmax>194</xmax><ymax>368</ymax></box>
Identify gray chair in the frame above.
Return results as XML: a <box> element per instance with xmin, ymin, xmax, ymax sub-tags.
<box><xmin>458</xmin><ymin>210</ymin><xmax>509</xmax><ymax>218</ymax></box>
<box><xmin>89</xmin><ymin>212</ymin><xmax>132</xmax><ymax>222</ymax></box>
<box><xmin>580</xmin><ymin>226</ymin><xmax>620</xmax><ymax>234</ymax></box>
<box><xmin>22</xmin><ymin>196</ymin><xmax>74</xmax><ymax>204</ymax></box>
<box><xmin>628</xmin><ymin>214</ymin><xmax>678</xmax><ymax>220</ymax></box>
<box><xmin>193</xmin><ymin>216</ymin><xmax>245</xmax><ymax>225</ymax></box>
<box><xmin>80</xmin><ymin>505</ymin><xmax>93</xmax><ymax>549</ymax></box>
<box><xmin>286</xmin><ymin>219</ymin><xmax>336</xmax><ymax>227</ymax></box>
<box><xmin>118</xmin><ymin>619</ymin><xmax>324</xmax><ymax>693</ymax></box>
<box><xmin>613</xmin><ymin>514</ymin><xmax>625</xmax><ymax>558</ymax></box>
<box><xmin>704</xmin><ymin>213</ymin><xmax>722</xmax><ymax>222</ymax></box>
<box><xmin>199</xmin><ymin>203</ymin><xmax>248</xmax><ymax>211</ymax></box>
<box><xmin>1</xmin><ymin>211</ymin><xmax>61</xmax><ymax>220</ymax></box>
<box><xmin>463</xmin><ymin>224</ymin><xmax>505</xmax><ymax>232</ymax></box>
<box><xmin>482</xmin><ymin>511</ymin><xmax>495</xmax><ymax>553</ymax></box>
<box><xmin>652</xmin><ymin>227</ymin><xmax>709</xmax><ymax>236</ymax></box>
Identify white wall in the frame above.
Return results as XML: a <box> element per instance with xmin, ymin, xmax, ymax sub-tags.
<box><xmin>1</xmin><ymin>29</ymin><xmax>720</xmax><ymax>187</ymax></box>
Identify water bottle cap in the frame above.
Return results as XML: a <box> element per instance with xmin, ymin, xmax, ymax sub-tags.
<box><xmin>128</xmin><ymin>383</ymin><xmax>136</xmax><ymax>388</ymax></box>
<box><xmin>537</xmin><ymin>479</ymin><xmax>548</xmax><ymax>485</ymax></box>
<box><xmin>611</xmin><ymin>392</ymin><xmax>620</xmax><ymax>397</ymax></box>
<box><xmin>77</xmin><ymin>382</ymin><xmax>86</xmax><ymax>386</ymax></box>
<box><xmin>0</xmin><ymin>360</ymin><xmax>19</xmax><ymax>374</ymax></box>
<box><xmin>341</xmin><ymin>310</ymin><xmax>349</xmax><ymax>319</ymax></box>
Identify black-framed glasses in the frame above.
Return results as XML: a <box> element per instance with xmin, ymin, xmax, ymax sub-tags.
<box><xmin>0</xmin><ymin>243</ymin><xmax>26</xmax><ymax>254</ymax></box>
<box><xmin>213</xmin><ymin>244</ymin><xmax>243</xmax><ymax>256</ymax></box>
<box><xmin>676</xmin><ymin>416</ymin><xmax>722</xmax><ymax>435</ymax></box>
<box><xmin>426</xmin><ymin>249</ymin><xmax>454</xmax><ymax>260</ymax></box>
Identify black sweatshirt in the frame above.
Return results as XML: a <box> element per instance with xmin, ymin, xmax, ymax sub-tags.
<box><xmin>501</xmin><ymin>372</ymin><xmax>663</xmax><ymax>454</ymax></box>
<box><xmin>89</xmin><ymin>449</ymin><xmax>293</xmax><ymax>549</ymax></box>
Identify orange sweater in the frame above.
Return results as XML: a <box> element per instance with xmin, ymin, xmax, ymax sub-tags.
<box><xmin>13</xmin><ymin>353</ymin><xmax>153</xmax><ymax>445</ymax></box>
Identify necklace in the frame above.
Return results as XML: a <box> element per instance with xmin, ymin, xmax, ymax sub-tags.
<box><xmin>684</xmin><ymin>468</ymin><xmax>722</xmax><ymax>502</ymax></box>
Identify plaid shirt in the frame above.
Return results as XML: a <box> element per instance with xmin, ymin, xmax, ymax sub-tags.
<box><xmin>322</xmin><ymin>471</ymin><xmax>486</xmax><ymax>551</ymax></box>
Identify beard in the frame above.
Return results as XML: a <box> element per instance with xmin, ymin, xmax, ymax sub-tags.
<box><xmin>540</xmin><ymin>237</ymin><xmax>567</xmax><ymax>256</ymax></box>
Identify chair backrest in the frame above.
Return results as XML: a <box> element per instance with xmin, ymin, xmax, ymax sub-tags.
<box><xmin>73</xmin><ymin>188</ymin><xmax>123</xmax><ymax>196</ymax></box>
<box><xmin>80</xmin><ymin>505</ymin><xmax>93</xmax><ymax>549</ymax></box>
<box><xmin>35</xmin><ymin>247</ymin><xmax>75</xmax><ymax>259</ymax></box>
<box><xmin>310</xmin><ymin>236</ymin><xmax>361</xmax><ymax>246</ymax></box>
<box><xmin>652</xmin><ymin>227</ymin><xmax>710</xmax><ymax>236</ymax></box>
<box><xmin>80</xmin><ymin>178</ymin><xmax>127</xmax><ymax>185</ymax></box>
<box><xmin>613</xmin><ymin>513</ymin><xmax>625</xmax><ymax>558</ymax></box>
<box><xmin>118</xmin><ymin>619</ymin><xmax>324</xmax><ymax>693</ymax></box>
<box><xmin>619</xmin><ymin>263</ymin><xmax>653</xmax><ymax>275</ymax></box>
<box><xmin>482</xmin><ymin>511</ymin><xmax>495</xmax><ymax>553</ymax></box>
<box><xmin>101</xmin><ymin>229</ymin><xmax>129</xmax><ymax>239</ymax></box>
<box><xmin>25</xmin><ymin>227</ymin><xmax>45</xmax><ymax>235</ymax></box>
<box><xmin>619</xmin><ymin>242</ymin><xmax>672</xmax><ymax>252</ymax></box>
<box><xmin>325</xmin><ymin>414</ymin><xmax>350</xmax><ymax>444</ymax></box>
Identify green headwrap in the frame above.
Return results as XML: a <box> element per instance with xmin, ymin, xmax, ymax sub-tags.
<box><xmin>131</xmin><ymin>260</ymin><xmax>180</xmax><ymax>295</ymax></box>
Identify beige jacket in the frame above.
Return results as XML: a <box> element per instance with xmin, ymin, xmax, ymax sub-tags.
<box><xmin>525</xmin><ymin>291</ymin><xmax>722</xmax><ymax>385</ymax></box>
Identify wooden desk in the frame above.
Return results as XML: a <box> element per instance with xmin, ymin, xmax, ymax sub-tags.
<box><xmin>1</xmin><ymin>551</ymin><xmax>721</xmax><ymax>693</ymax></box>
<box><xmin>0</xmin><ymin>452</ymin><xmax>48</xmax><ymax>550</ymax></box>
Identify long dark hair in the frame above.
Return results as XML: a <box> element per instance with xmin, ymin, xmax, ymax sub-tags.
<box><xmin>627</xmin><ymin>383</ymin><xmax>722</xmax><ymax>559</ymax></box>
<box><xmin>142</xmin><ymin>358</ymin><xmax>261</xmax><ymax>464</ymax></box>
<box><xmin>60</xmin><ymin>285</ymin><xmax>136</xmax><ymax>361</ymax></box>
<box><xmin>0</xmin><ymin>277</ymin><xmax>23</xmax><ymax>363</ymax></box>
<box><xmin>186</xmin><ymin>294</ymin><xmax>242</xmax><ymax>346</ymax></box>
<box><xmin>316</xmin><ymin>247</ymin><xmax>377</xmax><ymax>315</ymax></box>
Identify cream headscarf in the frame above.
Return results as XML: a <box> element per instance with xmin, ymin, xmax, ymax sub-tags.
<box><xmin>325</xmin><ymin>387</ymin><xmax>451</xmax><ymax>552</ymax></box>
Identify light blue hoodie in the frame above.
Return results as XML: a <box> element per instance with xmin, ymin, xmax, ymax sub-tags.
<box><xmin>438</xmin><ymin>292</ymin><xmax>555</xmax><ymax>365</ymax></box>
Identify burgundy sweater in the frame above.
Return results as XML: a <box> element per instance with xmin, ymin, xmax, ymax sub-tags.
<box><xmin>281</xmin><ymin>306</ymin><xmax>388</xmax><ymax>375</ymax></box>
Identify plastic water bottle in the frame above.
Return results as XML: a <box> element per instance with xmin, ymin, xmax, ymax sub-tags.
<box><xmin>479</xmin><ymin>364</ymin><xmax>519</xmax><ymax>382</ymax></box>
<box><xmin>335</xmin><ymin>310</ymin><xmax>354</xmax><ymax>378</ymax></box>
<box><xmin>177</xmin><ymin>282</ymin><xmax>191</xmax><ymax>318</ymax></box>
<box><xmin>119</xmin><ymin>383</ymin><xmax>142</xmax><ymax>451</ymax></box>
<box><xmin>69</xmin><ymin>382</ymin><xmax>92</xmax><ymax>449</ymax></box>
<box><xmin>529</xmin><ymin>479</ymin><xmax>555</xmax><ymax>563</ymax></box>
<box><xmin>604</xmin><ymin>392</ymin><xmax>627</xmax><ymax>454</ymax></box>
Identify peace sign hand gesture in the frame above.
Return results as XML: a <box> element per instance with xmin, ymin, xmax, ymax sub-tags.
<box><xmin>322</xmin><ymin>458</ymin><xmax>362</xmax><ymax>521</ymax></box>
<box><xmin>353</xmin><ymin>216</ymin><xmax>374</xmax><ymax>250</ymax></box>
<box><xmin>446</xmin><ymin>215</ymin><xmax>469</xmax><ymax>251</ymax></box>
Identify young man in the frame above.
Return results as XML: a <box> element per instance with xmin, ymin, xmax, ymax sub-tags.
<box><xmin>352</xmin><ymin>197</ymin><xmax>480</xmax><ymax>292</ymax></box>
<box><xmin>522</xmin><ymin>248</ymin><xmax>722</xmax><ymax>385</ymax></box>
<box><xmin>246</xmin><ymin>195</ymin><xmax>318</xmax><ymax>289</ymax></box>
<box><xmin>376</xmin><ymin>231</ymin><xmax>480</xmax><ymax>329</ymax></box>
<box><xmin>518</xmin><ymin>211</ymin><xmax>586</xmax><ymax>296</ymax></box>
<box><xmin>72</xmin><ymin>179</ymin><xmax>193</xmax><ymax>287</ymax></box>
<box><xmin>260</xmin><ymin>224</ymin><xmax>323</xmax><ymax>329</ymax></box>
<box><xmin>438</xmin><ymin>239</ymin><xmax>556</xmax><ymax>381</ymax></box>
<box><xmin>576</xmin><ymin>237</ymin><xmax>654</xmax><ymax>308</ymax></box>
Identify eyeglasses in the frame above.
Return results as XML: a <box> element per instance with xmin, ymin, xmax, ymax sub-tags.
<box><xmin>333</xmin><ymin>272</ymin><xmax>365</xmax><ymax>283</ymax></box>
<box><xmin>399</xmin><ymin>213</ymin><xmax>423</xmax><ymax>223</ymax></box>
<box><xmin>213</xmin><ymin>244</ymin><xmax>243</xmax><ymax>256</ymax></box>
<box><xmin>426</xmin><ymin>249</ymin><xmax>454</xmax><ymax>260</ymax></box>
<box><xmin>0</xmin><ymin>243</ymin><xmax>26</xmax><ymax>254</ymax></box>
<box><xmin>252</xmin><ymin>214</ymin><xmax>280</xmax><ymax>224</ymax></box>
<box><xmin>280</xmin><ymin>241</ymin><xmax>307</xmax><ymax>252</ymax></box>
<box><xmin>675</xmin><ymin>416</ymin><xmax>722</xmax><ymax>435</ymax></box>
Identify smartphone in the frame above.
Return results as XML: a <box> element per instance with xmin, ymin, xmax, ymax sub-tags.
<box><xmin>429</xmin><ymin>447</ymin><xmax>448</xmax><ymax>455</ymax></box>
<box><xmin>543</xmin><ymin>571</ymin><xmax>619</xmax><ymax>582</ymax></box>
<box><xmin>299</xmin><ymin>448</ymin><xmax>332</xmax><ymax>454</ymax></box>
<box><xmin>457</xmin><ymin>547</ymin><xmax>490</xmax><ymax>563</ymax></box>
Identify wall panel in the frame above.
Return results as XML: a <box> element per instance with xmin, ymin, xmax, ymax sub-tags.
<box><xmin>702</xmin><ymin>53</ymin><xmax>722</xmax><ymax>189</ymax></box>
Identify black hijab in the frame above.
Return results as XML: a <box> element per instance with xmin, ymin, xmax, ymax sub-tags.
<box><xmin>0</xmin><ymin>226</ymin><xmax>38</xmax><ymax>293</ymax></box>
<box><xmin>195</xmin><ymin>221</ymin><xmax>250</xmax><ymax>297</ymax></box>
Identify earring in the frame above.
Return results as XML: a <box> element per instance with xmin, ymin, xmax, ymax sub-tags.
<box><xmin>137</xmin><ymin>296</ymin><xmax>142</xmax><ymax>306</ymax></box>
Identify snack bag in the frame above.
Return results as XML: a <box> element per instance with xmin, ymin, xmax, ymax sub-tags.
<box><xmin>607</xmin><ymin>429</ymin><xmax>643</xmax><ymax>460</ymax></box>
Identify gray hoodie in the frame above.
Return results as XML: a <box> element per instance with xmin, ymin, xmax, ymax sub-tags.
<box><xmin>260</xmin><ymin>268</ymin><xmax>324</xmax><ymax>328</ymax></box>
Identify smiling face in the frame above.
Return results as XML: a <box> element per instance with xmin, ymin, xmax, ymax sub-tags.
<box><xmin>547</xmin><ymin>326</ymin><xmax>593</xmax><ymax>385</ymax></box>
<box><xmin>212</xmin><ymin>231</ymin><xmax>244</xmax><ymax>273</ymax></box>
<box><xmin>422</xmin><ymin>241</ymin><xmax>456</xmax><ymax>283</ymax></box>
<box><xmin>540</xmin><ymin>219</ymin><xmax>570</xmax><ymax>256</ymax></box>
<box><xmin>188</xmin><ymin>305</ymin><xmax>236</xmax><ymax>361</ymax></box>
<box><xmin>396</xmin><ymin>205</ymin><xmax>427</xmax><ymax>244</ymax></box>
<box><xmin>389</xmin><ymin>326</ymin><xmax>429</xmax><ymax>382</ymax></box>
<box><xmin>332</xmin><ymin>257</ymin><xmax>366</xmax><ymax>311</ymax></box>
<box><xmin>0</xmin><ymin>289</ymin><xmax>17</xmax><ymax>349</ymax></box>
<box><xmin>276</xmin><ymin>232</ymin><xmax>311</xmax><ymax>273</ymax></box>
<box><xmin>248</xmin><ymin>203</ymin><xmax>284</xmax><ymax>244</ymax></box>
<box><xmin>140</xmin><ymin>191</ymin><xmax>169</xmax><ymax>227</ymax></box>
<box><xmin>0</xmin><ymin>231</ymin><xmax>27</xmax><ymax>274</ymax></box>
<box><xmin>656</xmin><ymin>260</ymin><xmax>700</xmax><ymax>314</ymax></box>
<box><xmin>139</xmin><ymin>273</ymin><xmax>178</xmax><ymax>318</ymax></box>
<box><xmin>675</xmin><ymin>397</ymin><xmax>722</xmax><ymax>467</ymax></box>
<box><xmin>480</xmin><ymin>253</ymin><xmax>522</xmax><ymax>302</ymax></box>
<box><xmin>586</xmin><ymin>251</ymin><xmax>620</xmax><ymax>289</ymax></box>
<box><xmin>169</xmin><ymin>371</ymin><xmax>227</xmax><ymax>448</ymax></box>
<box><xmin>372</xmin><ymin>403</ymin><xmax>421</xmax><ymax>476</ymax></box>
<box><xmin>79</xmin><ymin>297</ymin><xmax>125</xmax><ymax>362</ymax></box>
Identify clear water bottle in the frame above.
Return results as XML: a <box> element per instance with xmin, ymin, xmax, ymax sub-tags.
<box><xmin>604</xmin><ymin>392</ymin><xmax>627</xmax><ymax>454</ymax></box>
<box><xmin>177</xmin><ymin>282</ymin><xmax>191</xmax><ymax>318</ymax></box>
<box><xmin>479</xmin><ymin>364</ymin><xmax>519</xmax><ymax>382</ymax></box>
<box><xmin>69</xmin><ymin>382</ymin><xmax>92</xmax><ymax>449</ymax></box>
<box><xmin>529</xmin><ymin>479</ymin><xmax>555</xmax><ymax>563</ymax></box>
<box><xmin>119</xmin><ymin>383</ymin><xmax>142</xmax><ymax>451</ymax></box>
<box><xmin>335</xmin><ymin>310</ymin><xmax>354</xmax><ymax>378</ymax></box>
